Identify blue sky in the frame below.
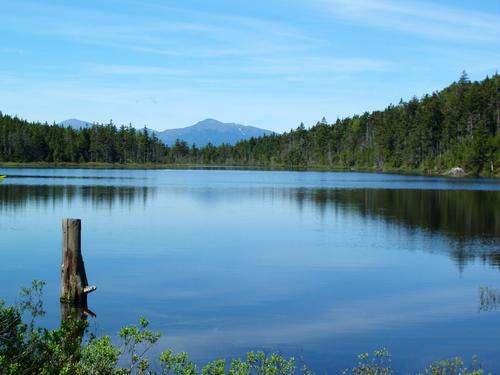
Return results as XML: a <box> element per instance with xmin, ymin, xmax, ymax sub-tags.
<box><xmin>1</xmin><ymin>0</ymin><xmax>499</xmax><ymax>132</ymax></box>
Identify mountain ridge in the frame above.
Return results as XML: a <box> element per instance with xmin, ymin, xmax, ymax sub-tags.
<box><xmin>155</xmin><ymin>119</ymin><xmax>274</xmax><ymax>147</ymax></box>
<box><xmin>59</xmin><ymin>119</ymin><xmax>93</xmax><ymax>129</ymax></box>
<box><xmin>58</xmin><ymin>118</ymin><xmax>274</xmax><ymax>147</ymax></box>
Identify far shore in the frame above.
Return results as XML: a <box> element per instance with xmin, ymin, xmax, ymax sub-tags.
<box><xmin>1</xmin><ymin>161</ymin><xmax>498</xmax><ymax>178</ymax></box>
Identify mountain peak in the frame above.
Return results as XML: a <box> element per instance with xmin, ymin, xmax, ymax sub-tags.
<box><xmin>191</xmin><ymin>119</ymin><xmax>224</xmax><ymax>128</ymax></box>
<box><xmin>156</xmin><ymin>119</ymin><xmax>274</xmax><ymax>147</ymax></box>
<box><xmin>59</xmin><ymin>118</ymin><xmax>93</xmax><ymax>129</ymax></box>
<box><xmin>58</xmin><ymin>117</ymin><xmax>275</xmax><ymax>147</ymax></box>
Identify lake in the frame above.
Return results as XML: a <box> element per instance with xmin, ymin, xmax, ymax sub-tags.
<box><xmin>1</xmin><ymin>168</ymin><xmax>499</xmax><ymax>373</ymax></box>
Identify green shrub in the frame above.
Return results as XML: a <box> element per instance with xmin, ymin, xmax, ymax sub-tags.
<box><xmin>0</xmin><ymin>282</ymin><xmax>493</xmax><ymax>374</ymax></box>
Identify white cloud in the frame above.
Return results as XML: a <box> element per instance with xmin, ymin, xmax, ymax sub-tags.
<box><xmin>317</xmin><ymin>0</ymin><xmax>500</xmax><ymax>44</ymax></box>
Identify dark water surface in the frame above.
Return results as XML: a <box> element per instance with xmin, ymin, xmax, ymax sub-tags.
<box><xmin>1</xmin><ymin>169</ymin><xmax>499</xmax><ymax>373</ymax></box>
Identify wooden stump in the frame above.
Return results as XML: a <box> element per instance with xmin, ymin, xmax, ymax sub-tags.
<box><xmin>60</xmin><ymin>218</ymin><xmax>96</xmax><ymax>306</ymax></box>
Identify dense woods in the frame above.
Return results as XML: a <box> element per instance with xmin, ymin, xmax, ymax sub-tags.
<box><xmin>1</xmin><ymin>72</ymin><xmax>499</xmax><ymax>175</ymax></box>
<box><xmin>0</xmin><ymin>118</ymin><xmax>167</xmax><ymax>164</ymax></box>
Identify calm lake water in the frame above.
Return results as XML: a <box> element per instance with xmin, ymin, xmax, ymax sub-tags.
<box><xmin>1</xmin><ymin>168</ymin><xmax>500</xmax><ymax>373</ymax></box>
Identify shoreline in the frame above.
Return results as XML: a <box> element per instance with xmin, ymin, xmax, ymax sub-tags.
<box><xmin>0</xmin><ymin>161</ymin><xmax>497</xmax><ymax>178</ymax></box>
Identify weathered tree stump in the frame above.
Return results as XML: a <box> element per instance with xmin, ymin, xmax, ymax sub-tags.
<box><xmin>60</xmin><ymin>218</ymin><xmax>96</xmax><ymax>306</ymax></box>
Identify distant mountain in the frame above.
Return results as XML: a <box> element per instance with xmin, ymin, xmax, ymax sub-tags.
<box><xmin>156</xmin><ymin>119</ymin><xmax>274</xmax><ymax>147</ymax></box>
<box><xmin>59</xmin><ymin>118</ymin><xmax>93</xmax><ymax>129</ymax></box>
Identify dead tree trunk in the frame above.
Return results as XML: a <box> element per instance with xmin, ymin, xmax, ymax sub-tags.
<box><xmin>60</xmin><ymin>218</ymin><xmax>96</xmax><ymax>306</ymax></box>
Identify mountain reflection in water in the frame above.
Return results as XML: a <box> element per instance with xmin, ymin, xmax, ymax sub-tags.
<box><xmin>1</xmin><ymin>183</ymin><xmax>498</xmax><ymax>271</ymax></box>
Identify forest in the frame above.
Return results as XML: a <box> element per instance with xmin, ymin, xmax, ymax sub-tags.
<box><xmin>1</xmin><ymin>72</ymin><xmax>499</xmax><ymax>176</ymax></box>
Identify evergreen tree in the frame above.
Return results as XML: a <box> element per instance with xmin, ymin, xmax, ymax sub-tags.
<box><xmin>0</xmin><ymin>73</ymin><xmax>498</xmax><ymax>175</ymax></box>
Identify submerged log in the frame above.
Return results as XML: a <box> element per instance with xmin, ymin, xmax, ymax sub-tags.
<box><xmin>60</xmin><ymin>218</ymin><xmax>96</xmax><ymax>306</ymax></box>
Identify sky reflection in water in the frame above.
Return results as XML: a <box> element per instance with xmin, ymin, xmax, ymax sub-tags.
<box><xmin>0</xmin><ymin>169</ymin><xmax>499</xmax><ymax>373</ymax></box>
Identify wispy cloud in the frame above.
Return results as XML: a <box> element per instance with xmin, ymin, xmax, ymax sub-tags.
<box><xmin>91</xmin><ymin>64</ymin><xmax>186</xmax><ymax>76</ymax></box>
<box><xmin>3</xmin><ymin>1</ymin><xmax>317</xmax><ymax>59</ymax></box>
<box><xmin>317</xmin><ymin>0</ymin><xmax>500</xmax><ymax>44</ymax></box>
<box><xmin>3</xmin><ymin>0</ymin><xmax>497</xmax><ymax>131</ymax></box>
<box><xmin>241</xmin><ymin>56</ymin><xmax>393</xmax><ymax>76</ymax></box>
<box><xmin>158</xmin><ymin>285</ymin><xmax>477</xmax><ymax>357</ymax></box>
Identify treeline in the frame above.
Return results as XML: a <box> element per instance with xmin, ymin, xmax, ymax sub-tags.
<box><xmin>0</xmin><ymin>117</ymin><xmax>167</xmax><ymax>164</ymax></box>
<box><xmin>205</xmin><ymin>71</ymin><xmax>499</xmax><ymax>175</ymax></box>
<box><xmin>1</xmin><ymin>72</ymin><xmax>499</xmax><ymax>175</ymax></box>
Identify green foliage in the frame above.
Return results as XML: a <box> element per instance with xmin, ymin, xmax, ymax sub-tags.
<box><xmin>0</xmin><ymin>119</ymin><xmax>167</xmax><ymax>164</ymax></box>
<box><xmin>0</xmin><ymin>282</ymin><xmax>495</xmax><ymax>374</ymax></box>
<box><xmin>160</xmin><ymin>350</ymin><xmax>298</xmax><ymax>375</ymax></box>
<box><xmin>464</xmin><ymin>121</ymin><xmax>493</xmax><ymax>176</ymax></box>
<box><xmin>421</xmin><ymin>356</ymin><xmax>486</xmax><ymax>375</ymax></box>
<box><xmin>341</xmin><ymin>348</ymin><xmax>392</xmax><ymax>375</ymax></box>
<box><xmin>1</xmin><ymin>73</ymin><xmax>499</xmax><ymax>175</ymax></box>
<box><xmin>243</xmin><ymin>351</ymin><xmax>296</xmax><ymax>375</ymax></box>
<box><xmin>18</xmin><ymin>279</ymin><xmax>46</xmax><ymax>321</ymax></box>
<box><xmin>0</xmin><ymin>280</ymin><xmax>87</xmax><ymax>374</ymax></box>
<box><xmin>160</xmin><ymin>350</ymin><xmax>198</xmax><ymax>375</ymax></box>
<box><xmin>119</xmin><ymin>317</ymin><xmax>160</xmax><ymax>373</ymax></box>
<box><xmin>79</xmin><ymin>336</ymin><xmax>121</xmax><ymax>375</ymax></box>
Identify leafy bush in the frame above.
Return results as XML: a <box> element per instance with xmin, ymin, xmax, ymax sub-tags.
<box><xmin>0</xmin><ymin>282</ymin><xmax>493</xmax><ymax>374</ymax></box>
